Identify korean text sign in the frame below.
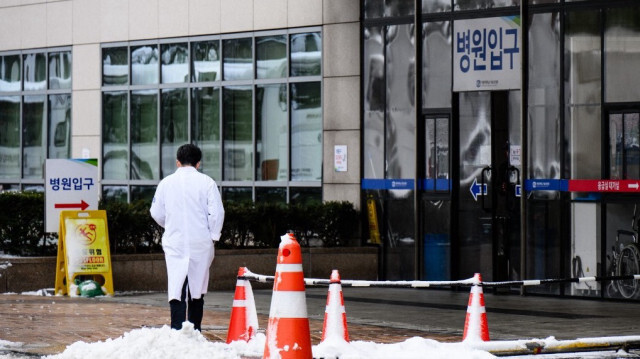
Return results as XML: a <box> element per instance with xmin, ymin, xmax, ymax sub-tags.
<box><xmin>453</xmin><ymin>16</ymin><xmax>521</xmax><ymax>92</ymax></box>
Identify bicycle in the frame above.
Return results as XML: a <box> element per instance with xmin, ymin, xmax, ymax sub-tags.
<box><xmin>608</xmin><ymin>204</ymin><xmax>640</xmax><ymax>299</ymax></box>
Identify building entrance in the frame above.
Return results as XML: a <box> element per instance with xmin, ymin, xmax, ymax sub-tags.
<box><xmin>457</xmin><ymin>91</ymin><xmax>521</xmax><ymax>282</ymax></box>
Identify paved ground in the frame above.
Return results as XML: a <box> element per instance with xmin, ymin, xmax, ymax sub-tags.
<box><xmin>2</xmin><ymin>286</ymin><xmax>640</xmax><ymax>357</ymax></box>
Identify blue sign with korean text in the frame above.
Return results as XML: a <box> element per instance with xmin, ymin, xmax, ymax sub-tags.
<box><xmin>454</xmin><ymin>16</ymin><xmax>521</xmax><ymax>91</ymax></box>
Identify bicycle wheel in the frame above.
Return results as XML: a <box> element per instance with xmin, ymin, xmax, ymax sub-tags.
<box><xmin>615</xmin><ymin>244</ymin><xmax>640</xmax><ymax>299</ymax></box>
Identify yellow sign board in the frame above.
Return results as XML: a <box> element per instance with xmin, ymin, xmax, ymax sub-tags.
<box><xmin>54</xmin><ymin>210</ymin><xmax>114</xmax><ymax>296</ymax></box>
<box><xmin>366</xmin><ymin>195</ymin><xmax>381</xmax><ymax>245</ymax></box>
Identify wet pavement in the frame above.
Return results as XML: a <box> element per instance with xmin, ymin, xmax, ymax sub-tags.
<box><xmin>1</xmin><ymin>286</ymin><xmax>640</xmax><ymax>357</ymax></box>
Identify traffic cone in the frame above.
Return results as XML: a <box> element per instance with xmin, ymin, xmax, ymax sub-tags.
<box><xmin>462</xmin><ymin>273</ymin><xmax>490</xmax><ymax>342</ymax></box>
<box><xmin>226</xmin><ymin>267</ymin><xmax>259</xmax><ymax>343</ymax></box>
<box><xmin>263</xmin><ymin>233</ymin><xmax>312</xmax><ymax>359</ymax></box>
<box><xmin>321</xmin><ymin>269</ymin><xmax>349</xmax><ymax>343</ymax></box>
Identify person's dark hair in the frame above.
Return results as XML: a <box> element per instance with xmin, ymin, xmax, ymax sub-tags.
<box><xmin>176</xmin><ymin>144</ymin><xmax>202</xmax><ymax>166</ymax></box>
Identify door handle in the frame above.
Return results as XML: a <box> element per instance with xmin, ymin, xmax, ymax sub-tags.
<box><xmin>481</xmin><ymin>165</ymin><xmax>492</xmax><ymax>213</ymax></box>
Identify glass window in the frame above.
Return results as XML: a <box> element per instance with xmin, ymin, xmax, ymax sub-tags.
<box><xmin>565</xmin><ymin>10</ymin><xmax>601</xmax><ymax>182</ymax></box>
<box><xmin>364</xmin><ymin>26</ymin><xmax>385</xmax><ymax>179</ymax></box>
<box><xmin>161</xmin><ymin>43</ymin><xmax>188</xmax><ymax>84</ymax></box>
<box><xmin>192</xmin><ymin>40</ymin><xmax>220</xmax><ymax>82</ymax></box>
<box><xmin>48</xmin><ymin>51</ymin><xmax>71</xmax><ymax>90</ymax></box>
<box><xmin>223</xmin><ymin>187</ymin><xmax>252</xmax><ymax>202</ymax></box>
<box><xmin>130</xmin><ymin>90</ymin><xmax>158</xmax><ymax>180</ymax></box>
<box><xmin>256</xmin><ymin>84</ymin><xmax>287</xmax><ymax>181</ymax></box>
<box><xmin>131</xmin><ymin>45</ymin><xmax>159</xmax><ymax>86</ymax></box>
<box><xmin>103</xmin><ymin>47</ymin><xmax>129</xmax><ymax>86</ymax></box>
<box><xmin>223</xmin><ymin>86</ymin><xmax>253</xmax><ymax>181</ymax></box>
<box><xmin>103</xmin><ymin>91</ymin><xmax>129</xmax><ymax>180</ymax></box>
<box><xmin>291</xmin><ymin>82</ymin><xmax>322</xmax><ymax>181</ymax></box>
<box><xmin>609</xmin><ymin>113</ymin><xmax>640</xmax><ymax>180</ymax></box>
<box><xmin>605</xmin><ymin>6</ymin><xmax>640</xmax><ymax>103</ymax></box>
<box><xmin>455</xmin><ymin>0</ymin><xmax>519</xmax><ymax>10</ymax></box>
<box><xmin>364</xmin><ymin>0</ymin><xmax>413</xmax><ymax>18</ymax></box>
<box><xmin>290</xmin><ymin>32</ymin><xmax>321</xmax><ymax>77</ymax></box>
<box><xmin>423</xmin><ymin>21</ymin><xmax>451</xmax><ymax>109</ymax></box>
<box><xmin>22</xmin><ymin>95</ymin><xmax>46</xmax><ymax>179</ymax></box>
<box><xmin>0</xmin><ymin>55</ymin><xmax>21</xmax><ymax>91</ymax></box>
<box><xmin>191</xmin><ymin>87</ymin><xmax>221</xmax><ymax>180</ymax></box>
<box><xmin>528</xmin><ymin>12</ymin><xmax>561</xmax><ymax>184</ymax></box>
<box><xmin>102</xmin><ymin>185</ymin><xmax>128</xmax><ymax>203</ymax></box>
<box><xmin>161</xmin><ymin>88</ymin><xmax>188</xmax><ymax>178</ymax></box>
<box><xmin>256</xmin><ymin>187</ymin><xmax>286</xmax><ymax>203</ymax></box>
<box><xmin>256</xmin><ymin>35</ymin><xmax>287</xmax><ymax>79</ymax></box>
<box><xmin>23</xmin><ymin>53</ymin><xmax>46</xmax><ymax>91</ymax></box>
<box><xmin>386</xmin><ymin>24</ymin><xmax>415</xmax><ymax>179</ymax></box>
<box><xmin>422</xmin><ymin>0</ymin><xmax>451</xmax><ymax>13</ymax></box>
<box><xmin>290</xmin><ymin>187</ymin><xmax>321</xmax><ymax>205</ymax></box>
<box><xmin>223</xmin><ymin>38</ymin><xmax>253</xmax><ymax>81</ymax></box>
<box><xmin>425</xmin><ymin>117</ymin><xmax>450</xmax><ymax>191</ymax></box>
<box><xmin>0</xmin><ymin>96</ymin><xmax>20</xmax><ymax>178</ymax></box>
<box><xmin>48</xmin><ymin>94</ymin><xmax>71</xmax><ymax>159</ymax></box>
<box><xmin>131</xmin><ymin>185</ymin><xmax>155</xmax><ymax>202</ymax></box>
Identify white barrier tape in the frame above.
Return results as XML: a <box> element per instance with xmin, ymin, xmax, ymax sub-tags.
<box><xmin>522</xmin><ymin>280</ymin><xmax>541</xmax><ymax>286</ymax></box>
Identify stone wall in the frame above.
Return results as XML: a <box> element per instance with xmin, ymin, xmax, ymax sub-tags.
<box><xmin>0</xmin><ymin>247</ymin><xmax>378</xmax><ymax>293</ymax></box>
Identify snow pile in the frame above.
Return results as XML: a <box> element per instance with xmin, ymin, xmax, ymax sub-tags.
<box><xmin>42</xmin><ymin>323</ymin><xmax>495</xmax><ymax>359</ymax></box>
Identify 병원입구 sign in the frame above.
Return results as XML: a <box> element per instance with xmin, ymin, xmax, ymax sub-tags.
<box><xmin>453</xmin><ymin>16</ymin><xmax>521</xmax><ymax>92</ymax></box>
<box><xmin>45</xmin><ymin>159</ymin><xmax>99</xmax><ymax>233</ymax></box>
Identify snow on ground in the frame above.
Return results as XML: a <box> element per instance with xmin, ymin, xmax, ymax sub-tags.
<box><xmin>31</xmin><ymin>322</ymin><xmax>494</xmax><ymax>359</ymax></box>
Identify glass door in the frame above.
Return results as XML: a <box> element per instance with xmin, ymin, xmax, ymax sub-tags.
<box><xmin>457</xmin><ymin>91</ymin><xmax>521</xmax><ymax>282</ymax></box>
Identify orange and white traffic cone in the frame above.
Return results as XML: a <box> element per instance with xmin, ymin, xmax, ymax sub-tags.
<box><xmin>462</xmin><ymin>273</ymin><xmax>490</xmax><ymax>342</ymax></box>
<box><xmin>321</xmin><ymin>269</ymin><xmax>349</xmax><ymax>343</ymax></box>
<box><xmin>226</xmin><ymin>267</ymin><xmax>259</xmax><ymax>343</ymax></box>
<box><xmin>263</xmin><ymin>233</ymin><xmax>312</xmax><ymax>359</ymax></box>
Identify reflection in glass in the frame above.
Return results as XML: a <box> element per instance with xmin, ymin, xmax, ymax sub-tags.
<box><xmin>223</xmin><ymin>86</ymin><xmax>253</xmax><ymax>181</ymax></box>
<box><xmin>423</xmin><ymin>21</ymin><xmax>451</xmax><ymax>109</ymax></box>
<box><xmin>529</xmin><ymin>12</ymin><xmax>560</xmax><ymax>185</ymax></box>
<box><xmin>23</xmin><ymin>53</ymin><xmax>46</xmax><ymax>91</ymax></box>
<box><xmin>103</xmin><ymin>91</ymin><xmax>128</xmax><ymax>180</ymax></box>
<box><xmin>102</xmin><ymin>185</ymin><xmax>128</xmax><ymax>203</ymax></box>
<box><xmin>606</xmin><ymin>6</ymin><xmax>640</xmax><ymax>103</ymax></box>
<box><xmin>131</xmin><ymin>45</ymin><xmax>159</xmax><ymax>86</ymax></box>
<box><xmin>161</xmin><ymin>43</ymin><xmax>188</xmax><ymax>83</ymax></box>
<box><xmin>48</xmin><ymin>52</ymin><xmax>71</xmax><ymax>90</ymax></box>
<box><xmin>22</xmin><ymin>95</ymin><xmax>46</xmax><ymax>179</ymax></box>
<box><xmin>455</xmin><ymin>0</ymin><xmax>519</xmax><ymax>9</ymax></box>
<box><xmin>192</xmin><ymin>87</ymin><xmax>221</xmax><ymax>180</ymax></box>
<box><xmin>0</xmin><ymin>96</ymin><xmax>20</xmax><ymax>178</ymax></box>
<box><xmin>364</xmin><ymin>0</ymin><xmax>413</xmax><ymax>18</ymax></box>
<box><xmin>256</xmin><ymin>84</ymin><xmax>287</xmax><ymax>181</ymax></box>
<box><xmin>290</xmin><ymin>32</ymin><xmax>321</xmax><ymax>77</ymax></box>
<box><xmin>256</xmin><ymin>187</ymin><xmax>286</xmax><ymax>203</ymax></box>
<box><xmin>131</xmin><ymin>90</ymin><xmax>158</xmax><ymax>180</ymax></box>
<box><xmin>223</xmin><ymin>38</ymin><xmax>253</xmax><ymax>81</ymax></box>
<box><xmin>0</xmin><ymin>55</ymin><xmax>21</xmax><ymax>91</ymax></box>
<box><xmin>103</xmin><ymin>47</ymin><xmax>129</xmax><ymax>86</ymax></box>
<box><xmin>610</xmin><ymin>114</ymin><xmax>623</xmax><ymax>180</ymax></box>
<box><xmin>386</xmin><ymin>24</ymin><xmax>415</xmax><ymax>179</ymax></box>
<box><xmin>131</xmin><ymin>185</ymin><xmax>155</xmax><ymax>203</ymax></box>
<box><xmin>625</xmin><ymin>113</ymin><xmax>640</xmax><ymax>179</ymax></box>
<box><xmin>222</xmin><ymin>187</ymin><xmax>252</xmax><ymax>203</ymax></box>
<box><xmin>364</xmin><ymin>26</ymin><xmax>384</xmax><ymax>179</ymax></box>
<box><xmin>291</xmin><ymin>82</ymin><xmax>321</xmax><ymax>181</ymax></box>
<box><xmin>0</xmin><ymin>184</ymin><xmax>20</xmax><ymax>192</ymax></box>
<box><xmin>256</xmin><ymin>35</ymin><xmax>287</xmax><ymax>79</ymax></box>
<box><xmin>425</xmin><ymin>117</ymin><xmax>450</xmax><ymax>191</ymax></box>
<box><xmin>422</xmin><ymin>0</ymin><xmax>451</xmax><ymax>13</ymax></box>
<box><xmin>161</xmin><ymin>88</ymin><xmax>188</xmax><ymax>178</ymax></box>
<box><xmin>48</xmin><ymin>94</ymin><xmax>71</xmax><ymax>159</ymax></box>
<box><xmin>565</xmin><ymin>10</ymin><xmax>601</xmax><ymax>181</ymax></box>
<box><xmin>192</xmin><ymin>40</ymin><xmax>220</xmax><ymax>82</ymax></box>
<box><xmin>289</xmin><ymin>187</ymin><xmax>321</xmax><ymax>206</ymax></box>
<box><xmin>385</xmin><ymin>190</ymin><xmax>415</xmax><ymax>280</ymax></box>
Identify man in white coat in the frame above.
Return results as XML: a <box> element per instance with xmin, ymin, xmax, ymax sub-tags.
<box><xmin>150</xmin><ymin>144</ymin><xmax>225</xmax><ymax>331</ymax></box>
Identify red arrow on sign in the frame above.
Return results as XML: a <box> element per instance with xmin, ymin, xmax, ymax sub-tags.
<box><xmin>55</xmin><ymin>200</ymin><xmax>89</xmax><ymax>210</ymax></box>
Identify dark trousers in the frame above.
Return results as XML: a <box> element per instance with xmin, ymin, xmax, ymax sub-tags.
<box><xmin>169</xmin><ymin>277</ymin><xmax>204</xmax><ymax>331</ymax></box>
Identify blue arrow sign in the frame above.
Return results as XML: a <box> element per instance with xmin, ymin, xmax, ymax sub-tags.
<box><xmin>470</xmin><ymin>177</ymin><xmax>487</xmax><ymax>201</ymax></box>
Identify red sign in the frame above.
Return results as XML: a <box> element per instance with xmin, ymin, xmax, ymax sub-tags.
<box><xmin>568</xmin><ymin>180</ymin><xmax>640</xmax><ymax>192</ymax></box>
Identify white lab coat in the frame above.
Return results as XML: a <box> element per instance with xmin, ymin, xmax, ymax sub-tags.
<box><xmin>150</xmin><ymin>166</ymin><xmax>225</xmax><ymax>302</ymax></box>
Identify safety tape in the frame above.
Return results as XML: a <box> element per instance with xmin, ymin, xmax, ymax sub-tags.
<box><xmin>239</xmin><ymin>268</ymin><xmax>640</xmax><ymax>288</ymax></box>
